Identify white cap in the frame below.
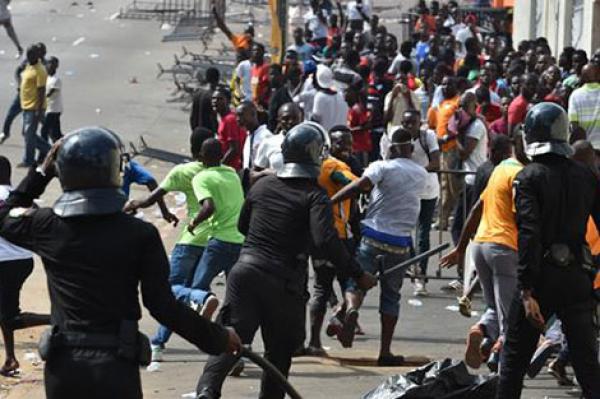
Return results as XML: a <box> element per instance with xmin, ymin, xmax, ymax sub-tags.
<box><xmin>315</xmin><ymin>64</ymin><xmax>336</xmax><ymax>91</ymax></box>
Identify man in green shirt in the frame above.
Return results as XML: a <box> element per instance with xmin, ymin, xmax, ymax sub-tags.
<box><xmin>188</xmin><ymin>138</ymin><xmax>245</xmax><ymax>293</ymax></box>
<box><xmin>124</xmin><ymin>127</ymin><xmax>219</xmax><ymax>361</ymax></box>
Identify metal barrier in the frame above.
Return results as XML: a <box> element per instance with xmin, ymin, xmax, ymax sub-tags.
<box><xmin>157</xmin><ymin>46</ymin><xmax>236</xmax><ymax>111</ymax></box>
<box><xmin>118</xmin><ymin>0</ymin><xmax>207</xmax><ymax>24</ymax></box>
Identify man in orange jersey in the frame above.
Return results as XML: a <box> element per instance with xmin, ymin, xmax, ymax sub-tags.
<box><xmin>442</xmin><ymin>130</ymin><xmax>529</xmax><ymax>372</ymax></box>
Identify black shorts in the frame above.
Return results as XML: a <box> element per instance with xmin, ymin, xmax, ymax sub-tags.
<box><xmin>0</xmin><ymin>258</ymin><xmax>34</xmax><ymax>323</ymax></box>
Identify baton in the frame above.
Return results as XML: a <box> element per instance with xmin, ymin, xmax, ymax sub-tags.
<box><xmin>241</xmin><ymin>347</ymin><xmax>303</xmax><ymax>399</ymax></box>
<box><xmin>377</xmin><ymin>243</ymin><xmax>450</xmax><ymax>278</ymax></box>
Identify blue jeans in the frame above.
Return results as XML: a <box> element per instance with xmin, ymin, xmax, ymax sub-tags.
<box><xmin>355</xmin><ymin>238</ymin><xmax>410</xmax><ymax>317</ymax></box>
<box><xmin>191</xmin><ymin>238</ymin><xmax>241</xmax><ymax>290</ymax></box>
<box><xmin>3</xmin><ymin>93</ymin><xmax>21</xmax><ymax>136</ymax></box>
<box><xmin>22</xmin><ymin>110</ymin><xmax>50</xmax><ymax>165</ymax></box>
<box><xmin>416</xmin><ymin>198</ymin><xmax>437</xmax><ymax>276</ymax></box>
<box><xmin>152</xmin><ymin>244</ymin><xmax>212</xmax><ymax>347</ymax></box>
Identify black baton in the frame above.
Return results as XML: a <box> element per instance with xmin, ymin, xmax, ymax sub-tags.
<box><xmin>241</xmin><ymin>347</ymin><xmax>303</xmax><ymax>399</ymax></box>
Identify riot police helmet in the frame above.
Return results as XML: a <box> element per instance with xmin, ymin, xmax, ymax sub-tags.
<box><xmin>53</xmin><ymin>127</ymin><xmax>127</xmax><ymax>217</ymax></box>
<box><xmin>278</xmin><ymin>122</ymin><xmax>330</xmax><ymax>179</ymax></box>
<box><xmin>522</xmin><ymin>102</ymin><xmax>573</xmax><ymax>158</ymax></box>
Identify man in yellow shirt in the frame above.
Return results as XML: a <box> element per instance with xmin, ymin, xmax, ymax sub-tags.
<box><xmin>19</xmin><ymin>45</ymin><xmax>49</xmax><ymax>167</ymax></box>
<box><xmin>442</xmin><ymin>132</ymin><xmax>529</xmax><ymax>371</ymax></box>
<box><xmin>307</xmin><ymin>126</ymin><xmax>360</xmax><ymax>354</ymax></box>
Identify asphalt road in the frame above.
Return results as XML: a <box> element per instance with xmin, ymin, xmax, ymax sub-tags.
<box><xmin>0</xmin><ymin>0</ymin><xmax>585</xmax><ymax>398</ymax></box>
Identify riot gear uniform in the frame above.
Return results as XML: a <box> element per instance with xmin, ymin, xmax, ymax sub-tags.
<box><xmin>497</xmin><ymin>104</ymin><xmax>600</xmax><ymax>398</ymax></box>
<box><xmin>196</xmin><ymin>122</ymin><xmax>368</xmax><ymax>399</ymax></box>
<box><xmin>0</xmin><ymin>127</ymin><xmax>230</xmax><ymax>399</ymax></box>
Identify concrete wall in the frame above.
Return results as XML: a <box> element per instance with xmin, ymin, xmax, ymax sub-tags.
<box><xmin>513</xmin><ymin>0</ymin><xmax>599</xmax><ymax>55</ymax></box>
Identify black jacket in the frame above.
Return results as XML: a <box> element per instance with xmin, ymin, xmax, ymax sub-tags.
<box><xmin>0</xmin><ymin>168</ymin><xmax>228</xmax><ymax>355</ymax></box>
<box><xmin>238</xmin><ymin>174</ymin><xmax>364</xmax><ymax>281</ymax></box>
<box><xmin>514</xmin><ymin>155</ymin><xmax>600</xmax><ymax>299</ymax></box>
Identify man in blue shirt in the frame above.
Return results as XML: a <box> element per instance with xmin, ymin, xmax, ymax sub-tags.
<box><xmin>121</xmin><ymin>155</ymin><xmax>174</xmax><ymax>222</ymax></box>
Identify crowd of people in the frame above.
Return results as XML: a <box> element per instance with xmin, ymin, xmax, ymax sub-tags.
<box><xmin>0</xmin><ymin>0</ymin><xmax>599</xmax><ymax>398</ymax></box>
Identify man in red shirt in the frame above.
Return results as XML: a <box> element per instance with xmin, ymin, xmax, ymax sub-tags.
<box><xmin>250</xmin><ymin>43</ymin><xmax>270</xmax><ymax>111</ymax></box>
<box><xmin>507</xmin><ymin>73</ymin><xmax>538</xmax><ymax>136</ymax></box>
<box><xmin>475</xmin><ymin>87</ymin><xmax>502</xmax><ymax>124</ymax></box>
<box><xmin>346</xmin><ymin>86</ymin><xmax>372</xmax><ymax>167</ymax></box>
<box><xmin>490</xmin><ymin>96</ymin><xmax>511</xmax><ymax>136</ymax></box>
<box><xmin>212</xmin><ymin>87</ymin><xmax>246</xmax><ymax>171</ymax></box>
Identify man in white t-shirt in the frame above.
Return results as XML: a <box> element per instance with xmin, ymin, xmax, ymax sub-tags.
<box><xmin>451</xmin><ymin>92</ymin><xmax>488</xmax><ymax>244</ymax></box>
<box><xmin>455</xmin><ymin>15</ymin><xmax>482</xmax><ymax>58</ymax></box>
<box><xmin>41</xmin><ymin>56</ymin><xmax>62</xmax><ymax>143</ymax></box>
<box><xmin>236</xmin><ymin>101</ymin><xmax>273</xmax><ymax>190</ymax></box>
<box><xmin>304</xmin><ymin>0</ymin><xmax>328</xmax><ymax>48</ymax></box>
<box><xmin>253</xmin><ymin>102</ymin><xmax>302</xmax><ymax>180</ymax></box>
<box><xmin>234</xmin><ymin>58</ymin><xmax>252</xmax><ymax>103</ymax></box>
<box><xmin>311</xmin><ymin>64</ymin><xmax>348</xmax><ymax>132</ymax></box>
<box><xmin>346</xmin><ymin>0</ymin><xmax>371</xmax><ymax>32</ymax></box>
<box><xmin>331</xmin><ymin>127</ymin><xmax>427</xmax><ymax>366</ymax></box>
<box><xmin>0</xmin><ymin>156</ymin><xmax>49</xmax><ymax>376</ymax></box>
<box><xmin>401</xmin><ymin>110</ymin><xmax>440</xmax><ymax>296</ymax></box>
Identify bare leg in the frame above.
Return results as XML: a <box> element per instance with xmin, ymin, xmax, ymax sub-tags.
<box><xmin>0</xmin><ymin>312</ymin><xmax>50</xmax><ymax>375</ymax></box>
<box><xmin>2</xmin><ymin>21</ymin><xmax>23</xmax><ymax>55</ymax></box>
<box><xmin>380</xmin><ymin>313</ymin><xmax>398</xmax><ymax>358</ymax></box>
<box><xmin>0</xmin><ymin>324</ymin><xmax>18</xmax><ymax>376</ymax></box>
<box><xmin>9</xmin><ymin>312</ymin><xmax>50</xmax><ymax>330</ymax></box>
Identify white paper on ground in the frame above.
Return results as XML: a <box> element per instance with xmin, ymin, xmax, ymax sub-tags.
<box><xmin>72</xmin><ymin>36</ymin><xmax>86</xmax><ymax>46</ymax></box>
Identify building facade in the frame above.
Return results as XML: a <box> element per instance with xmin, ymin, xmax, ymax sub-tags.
<box><xmin>513</xmin><ymin>0</ymin><xmax>600</xmax><ymax>55</ymax></box>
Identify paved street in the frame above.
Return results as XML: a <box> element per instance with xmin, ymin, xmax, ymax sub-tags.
<box><xmin>0</xmin><ymin>0</ymin><xmax>588</xmax><ymax>398</ymax></box>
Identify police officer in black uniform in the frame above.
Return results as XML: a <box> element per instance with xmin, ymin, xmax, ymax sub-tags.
<box><xmin>0</xmin><ymin>127</ymin><xmax>241</xmax><ymax>399</ymax></box>
<box><xmin>497</xmin><ymin>103</ymin><xmax>600</xmax><ymax>399</ymax></box>
<box><xmin>195</xmin><ymin>122</ymin><xmax>377</xmax><ymax>399</ymax></box>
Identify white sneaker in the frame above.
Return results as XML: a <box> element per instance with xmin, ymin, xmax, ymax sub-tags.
<box><xmin>413</xmin><ymin>280</ymin><xmax>429</xmax><ymax>297</ymax></box>
<box><xmin>151</xmin><ymin>344</ymin><xmax>164</xmax><ymax>362</ymax></box>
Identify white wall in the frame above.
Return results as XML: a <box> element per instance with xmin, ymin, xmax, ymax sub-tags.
<box><xmin>513</xmin><ymin>0</ymin><xmax>598</xmax><ymax>55</ymax></box>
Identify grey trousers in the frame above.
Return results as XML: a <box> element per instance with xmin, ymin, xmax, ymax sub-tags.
<box><xmin>472</xmin><ymin>242</ymin><xmax>519</xmax><ymax>341</ymax></box>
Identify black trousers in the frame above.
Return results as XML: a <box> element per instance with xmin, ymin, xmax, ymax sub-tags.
<box><xmin>45</xmin><ymin>348</ymin><xmax>142</xmax><ymax>399</ymax></box>
<box><xmin>497</xmin><ymin>266</ymin><xmax>600</xmax><ymax>399</ymax></box>
<box><xmin>40</xmin><ymin>112</ymin><xmax>62</xmax><ymax>143</ymax></box>
<box><xmin>310</xmin><ymin>239</ymin><xmax>354</xmax><ymax>315</ymax></box>
<box><xmin>196</xmin><ymin>262</ymin><xmax>307</xmax><ymax>399</ymax></box>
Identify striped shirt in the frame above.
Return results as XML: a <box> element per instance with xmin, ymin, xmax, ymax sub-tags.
<box><xmin>568</xmin><ymin>83</ymin><xmax>600</xmax><ymax>148</ymax></box>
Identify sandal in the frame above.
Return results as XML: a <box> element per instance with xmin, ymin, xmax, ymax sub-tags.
<box><xmin>0</xmin><ymin>360</ymin><xmax>20</xmax><ymax>377</ymax></box>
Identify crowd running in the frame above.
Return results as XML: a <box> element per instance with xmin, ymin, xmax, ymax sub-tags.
<box><xmin>0</xmin><ymin>0</ymin><xmax>599</xmax><ymax>398</ymax></box>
